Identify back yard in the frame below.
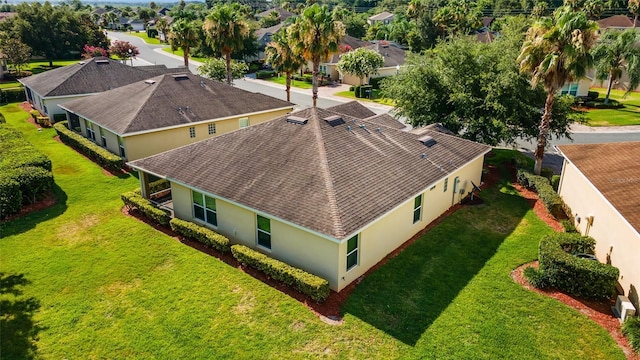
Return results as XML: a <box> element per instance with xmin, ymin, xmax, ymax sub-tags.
<box><xmin>0</xmin><ymin>103</ymin><xmax>624</xmax><ymax>359</ymax></box>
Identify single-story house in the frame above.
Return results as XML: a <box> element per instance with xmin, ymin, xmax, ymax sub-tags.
<box><xmin>127</xmin><ymin>18</ymin><xmax>146</xmax><ymax>32</ymax></box>
<box><xmin>18</xmin><ymin>57</ymin><xmax>181</xmax><ymax>118</ymax></box>
<box><xmin>367</xmin><ymin>11</ymin><xmax>395</xmax><ymax>25</ymax></box>
<box><xmin>597</xmin><ymin>15</ymin><xmax>640</xmax><ymax>32</ymax></box>
<box><xmin>128</xmin><ymin>106</ymin><xmax>491</xmax><ymax>291</ymax></box>
<box><xmin>59</xmin><ymin>73</ymin><xmax>293</xmax><ymax>161</ymax></box>
<box><xmin>558</xmin><ymin>77</ymin><xmax>592</xmax><ymax>97</ymax></box>
<box><xmin>254</xmin><ymin>22</ymin><xmax>285</xmax><ymax>61</ymax></box>
<box><xmin>557</xmin><ymin>142</ymin><xmax>640</xmax><ymax>309</ymax></box>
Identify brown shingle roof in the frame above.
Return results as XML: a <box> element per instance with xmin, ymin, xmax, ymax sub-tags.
<box><xmin>598</xmin><ymin>15</ymin><xmax>640</xmax><ymax>29</ymax></box>
<box><xmin>558</xmin><ymin>142</ymin><xmax>640</xmax><ymax>234</ymax></box>
<box><xmin>18</xmin><ymin>57</ymin><xmax>180</xmax><ymax>97</ymax></box>
<box><xmin>362</xmin><ymin>113</ymin><xmax>405</xmax><ymax>129</ymax></box>
<box><xmin>326</xmin><ymin>101</ymin><xmax>376</xmax><ymax>119</ymax></box>
<box><xmin>129</xmin><ymin>107</ymin><xmax>490</xmax><ymax>239</ymax></box>
<box><xmin>60</xmin><ymin>73</ymin><xmax>293</xmax><ymax>135</ymax></box>
<box><xmin>368</xmin><ymin>11</ymin><xmax>395</xmax><ymax>21</ymax></box>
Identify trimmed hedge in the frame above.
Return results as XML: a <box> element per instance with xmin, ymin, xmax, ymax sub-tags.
<box><xmin>369</xmin><ymin>76</ymin><xmax>390</xmax><ymax>89</ymax></box>
<box><xmin>516</xmin><ymin>169</ymin><xmax>566</xmax><ymax>218</ymax></box>
<box><xmin>54</xmin><ymin>121</ymin><xmax>123</xmax><ymax>172</ymax></box>
<box><xmin>587</xmin><ymin>90</ymin><xmax>599</xmax><ymax>101</ymax></box>
<box><xmin>256</xmin><ymin>70</ymin><xmax>276</xmax><ymax>79</ymax></box>
<box><xmin>537</xmin><ymin>233</ymin><xmax>619</xmax><ymax>299</ymax></box>
<box><xmin>169</xmin><ymin>218</ymin><xmax>230</xmax><ymax>252</ymax></box>
<box><xmin>622</xmin><ymin>317</ymin><xmax>640</xmax><ymax>352</ymax></box>
<box><xmin>7</xmin><ymin>166</ymin><xmax>54</xmax><ymax>204</ymax></box>
<box><xmin>0</xmin><ymin>176</ymin><xmax>22</xmax><ymax>219</ymax></box>
<box><xmin>121</xmin><ymin>191</ymin><xmax>171</xmax><ymax>226</ymax></box>
<box><xmin>0</xmin><ymin>88</ymin><xmax>26</xmax><ymax>103</ymax></box>
<box><xmin>231</xmin><ymin>244</ymin><xmax>330</xmax><ymax>302</ymax></box>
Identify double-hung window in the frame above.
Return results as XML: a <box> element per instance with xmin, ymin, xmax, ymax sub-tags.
<box><xmin>85</xmin><ymin>120</ymin><xmax>96</xmax><ymax>142</ymax></box>
<box><xmin>444</xmin><ymin>178</ymin><xmax>448</xmax><ymax>192</ymax></box>
<box><xmin>192</xmin><ymin>191</ymin><xmax>217</xmax><ymax>226</ymax></box>
<box><xmin>257</xmin><ymin>215</ymin><xmax>271</xmax><ymax>249</ymax></box>
<box><xmin>100</xmin><ymin>128</ymin><xmax>107</xmax><ymax>147</ymax></box>
<box><xmin>189</xmin><ymin>126</ymin><xmax>196</xmax><ymax>138</ymax></box>
<box><xmin>413</xmin><ymin>194</ymin><xmax>422</xmax><ymax>223</ymax></box>
<box><xmin>118</xmin><ymin>137</ymin><xmax>126</xmax><ymax>158</ymax></box>
<box><xmin>346</xmin><ymin>234</ymin><xmax>359</xmax><ymax>271</ymax></box>
<box><xmin>208</xmin><ymin>123</ymin><xmax>216</xmax><ymax>135</ymax></box>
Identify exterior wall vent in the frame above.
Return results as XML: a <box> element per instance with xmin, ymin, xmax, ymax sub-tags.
<box><xmin>323</xmin><ymin>115</ymin><xmax>345</xmax><ymax>127</ymax></box>
<box><xmin>418</xmin><ymin>135</ymin><xmax>437</xmax><ymax>147</ymax></box>
<box><xmin>172</xmin><ymin>74</ymin><xmax>190</xmax><ymax>80</ymax></box>
<box><xmin>286</xmin><ymin>116</ymin><xmax>308</xmax><ymax>125</ymax></box>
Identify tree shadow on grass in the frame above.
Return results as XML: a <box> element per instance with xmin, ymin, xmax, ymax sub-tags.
<box><xmin>0</xmin><ymin>183</ymin><xmax>68</xmax><ymax>238</ymax></box>
<box><xmin>341</xmin><ymin>185</ymin><xmax>530</xmax><ymax>346</ymax></box>
<box><xmin>0</xmin><ymin>273</ymin><xmax>43</xmax><ymax>359</ymax></box>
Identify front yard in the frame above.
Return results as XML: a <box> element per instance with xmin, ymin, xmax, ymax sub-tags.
<box><xmin>0</xmin><ymin>104</ymin><xmax>625</xmax><ymax>359</ymax></box>
<box><xmin>584</xmin><ymin>88</ymin><xmax>640</xmax><ymax>126</ymax></box>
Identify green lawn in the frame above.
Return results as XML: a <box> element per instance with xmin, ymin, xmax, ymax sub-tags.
<box><xmin>127</xmin><ymin>31</ymin><xmax>162</xmax><ymax>45</ymax></box>
<box><xmin>584</xmin><ymin>88</ymin><xmax>640</xmax><ymax>126</ymax></box>
<box><xmin>0</xmin><ymin>105</ymin><xmax>625</xmax><ymax>359</ymax></box>
<box><xmin>335</xmin><ymin>89</ymin><xmax>395</xmax><ymax>106</ymax></box>
<box><xmin>161</xmin><ymin>48</ymin><xmax>207</xmax><ymax>64</ymax></box>
<box><xmin>264</xmin><ymin>75</ymin><xmax>313</xmax><ymax>89</ymax></box>
<box><xmin>0</xmin><ymin>60</ymin><xmax>80</xmax><ymax>88</ymax></box>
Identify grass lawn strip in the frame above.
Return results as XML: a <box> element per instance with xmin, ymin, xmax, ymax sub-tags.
<box><xmin>334</xmin><ymin>89</ymin><xmax>395</xmax><ymax>106</ymax></box>
<box><xmin>264</xmin><ymin>75</ymin><xmax>313</xmax><ymax>89</ymax></box>
<box><xmin>160</xmin><ymin>48</ymin><xmax>207</xmax><ymax>64</ymax></box>
<box><xmin>126</xmin><ymin>31</ymin><xmax>162</xmax><ymax>45</ymax></box>
<box><xmin>585</xmin><ymin>88</ymin><xmax>640</xmax><ymax>126</ymax></box>
<box><xmin>0</xmin><ymin>107</ymin><xmax>625</xmax><ymax>359</ymax></box>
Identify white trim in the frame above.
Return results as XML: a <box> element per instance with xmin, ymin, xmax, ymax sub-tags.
<box><xmin>61</xmin><ymin>106</ymin><xmax>293</xmax><ymax>138</ymax></box>
<box><xmin>557</xmin><ymin>148</ymin><xmax>640</xmax><ymax>237</ymax></box>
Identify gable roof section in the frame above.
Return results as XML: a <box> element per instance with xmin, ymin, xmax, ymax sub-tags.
<box><xmin>255</xmin><ymin>7</ymin><xmax>295</xmax><ymax>20</ymax></box>
<box><xmin>18</xmin><ymin>57</ymin><xmax>178</xmax><ymax>97</ymax></box>
<box><xmin>368</xmin><ymin>11</ymin><xmax>394</xmax><ymax>21</ymax></box>
<box><xmin>598</xmin><ymin>15</ymin><xmax>640</xmax><ymax>29</ymax></box>
<box><xmin>129</xmin><ymin>107</ymin><xmax>490</xmax><ymax>239</ymax></box>
<box><xmin>61</xmin><ymin>73</ymin><xmax>293</xmax><ymax>135</ymax></box>
<box><xmin>326</xmin><ymin>101</ymin><xmax>376</xmax><ymax>119</ymax></box>
<box><xmin>362</xmin><ymin>113</ymin><xmax>405</xmax><ymax>130</ymax></box>
<box><xmin>558</xmin><ymin>142</ymin><xmax>640</xmax><ymax>234</ymax></box>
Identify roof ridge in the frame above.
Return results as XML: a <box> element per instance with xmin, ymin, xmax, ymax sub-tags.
<box><xmin>310</xmin><ymin>108</ymin><xmax>346</xmax><ymax>238</ymax></box>
<box><xmin>122</xmin><ymin>74</ymin><xmax>165</xmax><ymax>134</ymax></box>
<box><xmin>44</xmin><ymin>58</ymin><xmax>90</xmax><ymax>96</ymax></box>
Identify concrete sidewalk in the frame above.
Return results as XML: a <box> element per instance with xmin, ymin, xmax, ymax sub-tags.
<box><xmin>569</xmin><ymin>123</ymin><xmax>640</xmax><ymax>133</ymax></box>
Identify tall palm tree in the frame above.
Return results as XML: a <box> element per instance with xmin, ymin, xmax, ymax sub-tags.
<box><xmin>630</xmin><ymin>0</ymin><xmax>639</xmax><ymax>28</ymax></box>
<box><xmin>265</xmin><ymin>29</ymin><xmax>306</xmax><ymax>102</ymax></box>
<box><xmin>168</xmin><ymin>19</ymin><xmax>201</xmax><ymax>68</ymax></box>
<box><xmin>592</xmin><ymin>29</ymin><xmax>640</xmax><ymax>104</ymax></box>
<box><xmin>517</xmin><ymin>7</ymin><xmax>598</xmax><ymax>175</ymax></box>
<box><xmin>156</xmin><ymin>17</ymin><xmax>169</xmax><ymax>43</ymax></box>
<box><xmin>203</xmin><ymin>3</ymin><xmax>250</xmax><ymax>85</ymax></box>
<box><xmin>288</xmin><ymin>4</ymin><xmax>345</xmax><ymax>107</ymax></box>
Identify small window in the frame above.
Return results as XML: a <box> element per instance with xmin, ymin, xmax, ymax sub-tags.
<box><xmin>208</xmin><ymin>123</ymin><xmax>216</xmax><ymax>135</ymax></box>
<box><xmin>257</xmin><ymin>215</ymin><xmax>271</xmax><ymax>249</ymax></box>
<box><xmin>346</xmin><ymin>234</ymin><xmax>358</xmax><ymax>271</ymax></box>
<box><xmin>239</xmin><ymin>117</ymin><xmax>249</xmax><ymax>128</ymax></box>
<box><xmin>118</xmin><ymin>137</ymin><xmax>126</xmax><ymax>158</ymax></box>
<box><xmin>413</xmin><ymin>194</ymin><xmax>422</xmax><ymax>223</ymax></box>
<box><xmin>189</xmin><ymin>126</ymin><xmax>196</xmax><ymax>138</ymax></box>
<box><xmin>85</xmin><ymin>120</ymin><xmax>96</xmax><ymax>142</ymax></box>
<box><xmin>192</xmin><ymin>191</ymin><xmax>217</xmax><ymax>226</ymax></box>
<box><xmin>444</xmin><ymin>178</ymin><xmax>448</xmax><ymax>192</ymax></box>
<box><xmin>101</xmin><ymin>136</ymin><xmax>107</xmax><ymax>147</ymax></box>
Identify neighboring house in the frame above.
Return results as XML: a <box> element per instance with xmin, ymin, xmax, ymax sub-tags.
<box><xmin>558</xmin><ymin>77</ymin><xmax>592</xmax><ymax>97</ymax></box>
<box><xmin>597</xmin><ymin>15</ymin><xmax>640</xmax><ymax>32</ymax></box>
<box><xmin>327</xmin><ymin>101</ymin><xmax>406</xmax><ymax>130</ymax></box>
<box><xmin>59</xmin><ymin>73</ymin><xmax>293</xmax><ymax>161</ymax></box>
<box><xmin>128</xmin><ymin>106</ymin><xmax>491</xmax><ymax>291</ymax></box>
<box><xmin>255</xmin><ymin>8</ymin><xmax>295</xmax><ymax>22</ymax></box>
<box><xmin>128</xmin><ymin>18</ymin><xmax>146</xmax><ymax>32</ymax></box>
<box><xmin>0</xmin><ymin>53</ymin><xmax>7</xmax><ymax>80</ymax></box>
<box><xmin>481</xmin><ymin>16</ymin><xmax>494</xmax><ymax>29</ymax></box>
<box><xmin>367</xmin><ymin>11</ymin><xmax>395</xmax><ymax>25</ymax></box>
<box><xmin>475</xmin><ymin>31</ymin><xmax>496</xmax><ymax>44</ymax></box>
<box><xmin>158</xmin><ymin>7</ymin><xmax>171</xmax><ymax>16</ymax></box>
<box><xmin>556</xmin><ymin>142</ymin><xmax>640</xmax><ymax>309</ymax></box>
<box><xmin>18</xmin><ymin>57</ymin><xmax>181</xmax><ymax>118</ymax></box>
<box><xmin>316</xmin><ymin>36</ymin><xmax>407</xmax><ymax>85</ymax></box>
<box><xmin>254</xmin><ymin>23</ymin><xmax>284</xmax><ymax>60</ymax></box>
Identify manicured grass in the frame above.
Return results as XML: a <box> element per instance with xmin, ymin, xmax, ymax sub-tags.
<box><xmin>584</xmin><ymin>88</ymin><xmax>640</xmax><ymax>126</ymax></box>
<box><xmin>264</xmin><ymin>75</ymin><xmax>313</xmax><ymax>89</ymax></box>
<box><xmin>0</xmin><ymin>82</ymin><xmax>22</xmax><ymax>89</ymax></box>
<box><xmin>127</xmin><ymin>31</ymin><xmax>162</xmax><ymax>45</ymax></box>
<box><xmin>0</xmin><ymin>108</ymin><xmax>625</xmax><ymax>359</ymax></box>
<box><xmin>335</xmin><ymin>89</ymin><xmax>395</xmax><ymax>106</ymax></box>
<box><xmin>161</xmin><ymin>47</ymin><xmax>207</xmax><ymax>64</ymax></box>
<box><xmin>0</xmin><ymin>60</ymin><xmax>79</xmax><ymax>88</ymax></box>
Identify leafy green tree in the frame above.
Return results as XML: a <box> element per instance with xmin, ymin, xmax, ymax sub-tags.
<box><xmin>265</xmin><ymin>29</ymin><xmax>306</xmax><ymax>101</ymax></box>
<box><xmin>406</xmin><ymin>0</ymin><xmax>444</xmax><ymax>51</ymax></box>
<box><xmin>433</xmin><ymin>0</ymin><xmax>483</xmax><ymax>38</ymax></box>
<box><xmin>592</xmin><ymin>29</ymin><xmax>640</xmax><ymax>104</ymax></box>
<box><xmin>109</xmin><ymin>40</ymin><xmax>139</xmax><ymax>64</ymax></box>
<box><xmin>203</xmin><ymin>3</ymin><xmax>251</xmax><ymax>85</ymax></box>
<box><xmin>260</xmin><ymin>10</ymin><xmax>281</xmax><ymax>28</ymax></box>
<box><xmin>0</xmin><ymin>39</ymin><xmax>31</xmax><ymax>76</ymax></box>
<box><xmin>169</xmin><ymin>18</ymin><xmax>202</xmax><ymax>68</ymax></box>
<box><xmin>156</xmin><ymin>17</ymin><xmax>170</xmax><ymax>43</ymax></box>
<box><xmin>332</xmin><ymin>6</ymin><xmax>367</xmax><ymax>39</ymax></box>
<box><xmin>288</xmin><ymin>4</ymin><xmax>345</xmax><ymax>107</ymax></box>
<box><xmin>337</xmin><ymin>48</ymin><xmax>384</xmax><ymax>85</ymax></box>
<box><xmin>517</xmin><ymin>7</ymin><xmax>598</xmax><ymax>175</ymax></box>
<box><xmin>198</xmin><ymin>58</ymin><xmax>248</xmax><ymax>83</ymax></box>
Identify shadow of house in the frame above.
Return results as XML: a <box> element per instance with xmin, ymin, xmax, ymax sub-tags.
<box><xmin>0</xmin><ymin>273</ymin><xmax>43</xmax><ymax>360</ymax></box>
<box><xmin>341</xmin><ymin>184</ymin><xmax>530</xmax><ymax>345</ymax></box>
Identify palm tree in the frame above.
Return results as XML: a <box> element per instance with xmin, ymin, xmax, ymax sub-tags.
<box><xmin>630</xmin><ymin>0</ymin><xmax>639</xmax><ymax>28</ymax></box>
<box><xmin>168</xmin><ymin>19</ymin><xmax>201</xmax><ymax>68</ymax></box>
<box><xmin>203</xmin><ymin>3</ymin><xmax>250</xmax><ymax>85</ymax></box>
<box><xmin>156</xmin><ymin>17</ymin><xmax>169</xmax><ymax>43</ymax></box>
<box><xmin>288</xmin><ymin>4</ymin><xmax>345</xmax><ymax>107</ymax></box>
<box><xmin>517</xmin><ymin>7</ymin><xmax>598</xmax><ymax>175</ymax></box>
<box><xmin>592</xmin><ymin>29</ymin><xmax>640</xmax><ymax>104</ymax></box>
<box><xmin>265</xmin><ymin>29</ymin><xmax>306</xmax><ymax>102</ymax></box>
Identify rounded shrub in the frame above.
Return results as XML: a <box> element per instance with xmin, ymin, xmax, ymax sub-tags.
<box><xmin>0</xmin><ymin>176</ymin><xmax>22</xmax><ymax>219</ymax></box>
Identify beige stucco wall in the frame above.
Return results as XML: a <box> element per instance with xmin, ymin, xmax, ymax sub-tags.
<box><xmin>577</xmin><ymin>78</ymin><xmax>591</xmax><ymax>97</ymax></box>
<box><xmin>78</xmin><ymin>117</ymin><xmax>120</xmax><ymax>155</ymax></box>
<box><xmin>558</xmin><ymin>159</ymin><xmax>640</xmax><ymax>308</ymax></box>
<box><xmin>46</xmin><ymin>95</ymin><xmax>92</xmax><ymax>117</ymax></box>
<box><xmin>124</xmin><ymin>108</ymin><xmax>290</xmax><ymax>160</ymax></box>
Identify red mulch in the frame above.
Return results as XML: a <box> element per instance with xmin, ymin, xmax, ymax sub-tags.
<box><xmin>0</xmin><ymin>192</ymin><xmax>57</xmax><ymax>223</ymax></box>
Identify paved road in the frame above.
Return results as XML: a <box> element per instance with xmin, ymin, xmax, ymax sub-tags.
<box><xmin>108</xmin><ymin>31</ymin><xmax>640</xmax><ymax>145</ymax></box>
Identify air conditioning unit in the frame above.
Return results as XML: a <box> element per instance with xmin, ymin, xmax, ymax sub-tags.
<box><xmin>612</xmin><ymin>295</ymin><xmax>636</xmax><ymax>322</ymax></box>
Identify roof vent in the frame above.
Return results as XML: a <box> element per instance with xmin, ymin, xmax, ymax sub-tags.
<box><xmin>376</xmin><ymin>127</ymin><xmax>381</xmax><ymax>133</ymax></box>
<box><xmin>286</xmin><ymin>116</ymin><xmax>308</xmax><ymax>125</ymax></box>
<box><xmin>347</xmin><ymin>125</ymin><xmax>351</xmax><ymax>132</ymax></box>
<box><xmin>323</xmin><ymin>115</ymin><xmax>345</xmax><ymax>127</ymax></box>
<box><xmin>172</xmin><ymin>74</ymin><xmax>190</xmax><ymax>80</ymax></box>
<box><xmin>95</xmin><ymin>59</ymin><xmax>110</xmax><ymax>64</ymax></box>
<box><xmin>79</xmin><ymin>61</ymin><xmax>86</xmax><ymax>65</ymax></box>
<box><xmin>418</xmin><ymin>135</ymin><xmax>437</xmax><ymax>147</ymax></box>
<box><xmin>144</xmin><ymin>79</ymin><xmax>156</xmax><ymax>84</ymax></box>
<box><xmin>421</xmin><ymin>153</ymin><xmax>426</xmax><ymax>159</ymax></box>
